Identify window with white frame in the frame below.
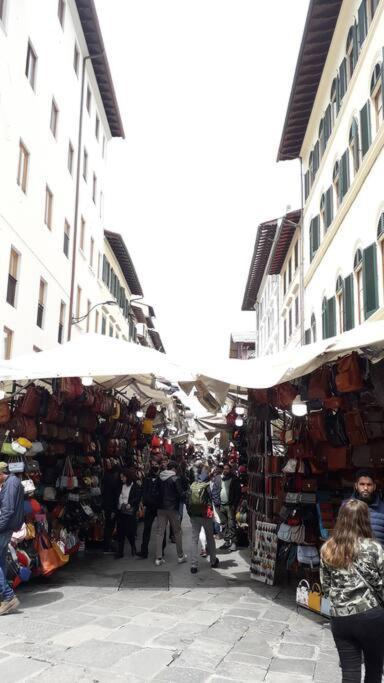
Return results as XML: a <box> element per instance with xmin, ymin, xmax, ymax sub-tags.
<box><xmin>6</xmin><ymin>248</ymin><xmax>19</xmax><ymax>308</ymax></box>
<box><xmin>349</xmin><ymin>118</ymin><xmax>360</xmax><ymax>175</ymax></box>
<box><xmin>76</xmin><ymin>285</ymin><xmax>82</xmax><ymax>319</ymax></box>
<box><xmin>86</xmin><ymin>86</ymin><xmax>91</xmax><ymax>114</ymax></box>
<box><xmin>37</xmin><ymin>278</ymin><xmax>46</xmax><ymax>328</ymax></box>
<box><xmin>370</xmin><ymin>63</ymin><xmax>383</xmax><ymax>134</ymax></box>
<box><xmin>333</xmin><ymin>161</ymin><xmax>340</xmax><ymax>208</ymax></box>
<box><xmin>311</xmin><ymin>313</ymin><xmax>317</xmax><ymax>343</ymax></box>
<box><xmin>90</xmin><ymin>237</ymin><xmax>94</xmax><ymax>268</ymax></box>
<box><xmin>73</xmin><ymin>43</ymin><xmax>79</xmax><ymax>76</ymax></box>
<box><xmin>95</xmin><ymin>115</ymin><xmax>100</xmax><ymax>140</ymax></box>
<box><xmin>68</xmin><ymin>141</ymin><xmax>74</xmax><ymax>175</ymax></box>
<box><xmin>92</xmin><ymin>173</ymin><xmax>97</xmax><ymax>203</ymax></box>
<box><xmin>58</xmin><ymin>301</ymin><xmax>66</xmax><ymax>343</ymax></box>
<box><xmin>80</xmin><ymin>216</ymin><xmax>85</xmax><ymax>251</ymax></box>
<box><xmin>83</xmin><ymin>148</ymin><xmax>88</xmax><ymax>181</ymax></box>
<box><xmin>3</xmin><ymin>326</ymin><xmax>13</xmax><ymax>360</ymax></box>
<box><xmin>86</xmin><ymin>300</ymin><xmax>91</xmax><ymax>332</ymax></box>
<box><xmin>63</xmin><ymin>220</ymin><xmax>70</xmax><ymax>257</ymax></box>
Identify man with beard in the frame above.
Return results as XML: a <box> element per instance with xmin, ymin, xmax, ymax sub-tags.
<box><xmin>350</xmin><ymin>470</ymin><xmax>384</xmax><ymax>545</ymax></box>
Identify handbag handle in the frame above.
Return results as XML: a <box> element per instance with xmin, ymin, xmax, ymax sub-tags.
<box><xmin>311</xmin><ymin>583</ymin><xmax>321</xmax><ymax>594</ymax></box>
<box><xmin>298</xmin><ymin>579</ymin><xmax>310</xmax><ymax>589</ymax></box>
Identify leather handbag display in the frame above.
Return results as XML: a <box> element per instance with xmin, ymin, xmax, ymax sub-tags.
<box><xmin>18</xmin><ymin>385</ymin><xmax>41</xmax><ymax>417</ymax></box>
<box><xmin>11</xmin><ymin>416</ymin><xmax>38</xmax><ymax>441</ymax></box>
<box><xmin>335</xmin><ymin>352</ymin><xmax>364</xmax><ymax>393</ymax></box>
<box><xmin>343</xmin><ymin>409</ymin><xmax>367</xmax><ymax>446</ymax></box>
<box><xmin>352</xmin><ymin>444</ymin><xmax>371</xmax><ymax>467</ymax></box>
<box><xmin>317</xmin><ymin>442</ymin><xmax>348</xmax><ymax>471</ymax></box>
<box><xmin>308</xmin><ymin>412</ymin><xmax>327</xmax><ymax>442</ymax></box>
<box><xmin>324</xmin><ymin>410</ymin><xmax>349</xmax><ymax>447</ymax></box>
<box><xmin>308</xmin><ymin>583</ymin><xmax>322</xmax><ymax>612</ymax></box>
<box><xmin>0</xmin><ymin>401</ymin><xmax>10</xmax><ymax>424</ymax></box>
<box><xmin>274</xmin><ymin>382</ymin><xmax>297</xmax><ymax>410</ymax></box>
<box><xmin>296</xmin><ymin>579</ymin><xmax>310</xmax><ymax>607</ymax></box>
<box><xmin>308</xmin><ymin>366</ymin><xmax>332</xmax><ymax>400</ymax></box>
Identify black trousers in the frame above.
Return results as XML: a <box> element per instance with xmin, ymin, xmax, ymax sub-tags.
<box><xmin>103</xmin><ymin>510</ymin><xmax>116</xmax><ymax>550</ymax></box>
<box><xmin>140</xmin><ymin>507</ymin><xmax>166</xmax><ymax>558</ymax></box>
<box><xmin>331</xmin><ymin>606</ymin><xmax>384</xmax><ymax>683</ymax></box>
<box><xmin>116</xmin><ymin>512</ymin><xmax>137</xmax><ymax>556</ymax></box>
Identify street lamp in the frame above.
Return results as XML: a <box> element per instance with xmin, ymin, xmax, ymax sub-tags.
<box><xmin>71</xmin><ymin>300</ymin><xmax>117</xmax><ymax>325</ymax></box>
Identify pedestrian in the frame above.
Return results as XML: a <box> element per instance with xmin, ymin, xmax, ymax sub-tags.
<box><xmin>115</xmin><ymin>468</ymin><xmax>142</xmax><ymax>559</ymax></box>
<box><xmin>155</xmin><ymin>461</ymin><xmax>187</xmax><ymax>566</ymax></box>
<box><xmin>187</xmin><ymin>467</ymin><xmax>219</xmax><ymax>574</ymax></box>
<box><xmin>0</xmin><ymin>462</ymin><xmax>24</xmax><ymax>615</ymax></box>
<box><xmin>320</xmin><ymin>499</ymin><xmax>384</xmax><ymax>683</ymax></box>
<box><xmin>102</xmin><ymin>464</ymin><xmax>121</xmax><ymax>553</ymax></box>
<box><xmin>137</xmin><ymin>461</ymin><xmax>165</xmax><ymax>559</ymax></box>
<box><xmin>218</xmin><ymin>463</ymin><xmax>241</xmax><ymax>551</ymax></box>
<box><xmin>348</xmin><ymin>470</ymin><xmax>384</xmax><ymax>545</ymax></box>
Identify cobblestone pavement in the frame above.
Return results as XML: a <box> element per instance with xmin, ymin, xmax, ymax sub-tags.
<box><xmin>0</xmin><ymin>519</ymin><xmax>342</xmax><ymax>682</ymax></box>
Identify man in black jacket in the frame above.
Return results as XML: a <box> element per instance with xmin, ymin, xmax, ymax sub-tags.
<box><xmin>155</xmin><ymin>461</ymin><xmax>187</xmax><ymax>566</ymax></box>
<box><xmin>137</xmin><ymin>461</ymin><xmax>165</xmax><ymax>559</ymax></box>
<box><xmin>0</xmin><ymin>463</ymin><xmax>24</xmax><ymax>615</ymax></box>
<box><xmin>218</xmin><ymin>463</ymin><xmax>241</xmax><ymax>551</ymax></box>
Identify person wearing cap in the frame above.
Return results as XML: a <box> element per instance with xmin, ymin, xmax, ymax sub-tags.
<box><xmin>0</xmin><ymin>462</ymin><xmax>24</xmax><ymax>615</ymax></box>
<box><xmin>349</xmin><ymin>469</ymin><xmax>384</xmax><ymax>546</ymax></box>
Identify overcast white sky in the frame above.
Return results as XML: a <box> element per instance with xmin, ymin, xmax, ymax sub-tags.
<box><xmin>95</xmin><ymin>0</ymin><xmax>309</xmax><ymax>364</ymax></box>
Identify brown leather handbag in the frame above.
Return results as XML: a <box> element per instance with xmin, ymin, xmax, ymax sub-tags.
<box><xmin>317</xmin><ymin>443</ymin><xmax>349</xmax><ymax>471</ymax></box>
<box><xmin>0</xmin><ymin>401</ymin><xmax>10</xmax><ymax>424</ymax></box>
<box><xmin>344</xmin><ymin>410</ymin><xmax>368</xmax><ymax>446</ymax></box>
<box><xmin>335</xmin><ymin>353</ymin><xmax>364</xmax><ymax>393</ymax></box>
<box><xmin>12</xmin><ymin>416</ymin><xmax>38</xmax><ymax>441</ymax></box>
<box><xmin>308</xmin><ymin>412</ymin><xmax>327</xmax><ymax>442</ymax></box>
<box><xmin>18</xmin><ymin>385</ymin><xmax>42</xmax><ymax>417</ymax></box>
<box><xmin>274</xmin><ymin>382</ymin><xmax>297</xmax><ymax>410</ymax></box>
<box><xmin>308</xmin><ymin>366</ymin><xmax>332</xmax><ymax>400</ymax></box>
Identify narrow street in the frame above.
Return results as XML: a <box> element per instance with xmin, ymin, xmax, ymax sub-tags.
<box><xmin>0</xmin><ymin>519</ymin><xmax>338</xmax><ymax>683</ymax></box>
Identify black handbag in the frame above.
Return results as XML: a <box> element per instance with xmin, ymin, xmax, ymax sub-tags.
<box><xmin>325</xmin><ymin>410</ymin><xmax>349</xmax><ymax>447</ymax></box>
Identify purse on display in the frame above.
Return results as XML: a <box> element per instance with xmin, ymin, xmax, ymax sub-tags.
<box><xmin>335</xmin><ymin>352</ymin><xmax>364</xmax><ymax>393</ymax></box>
<box><xmin>308</xmin><ymin>583</ymin><xmax>322</xmax><ymax>612</ymax></box>
<box><xmin>321</xmin><ymin>595</ymin><xmax>331</xmax><ymax>616</ymax></box>
<box><xmin>274</xmin><ymin>382</ymin><xmax>297</xmax><ymax>411</ymax></box>
<box><xmin>308</xmin><ymin>366</ymin><xmax>332</xmax><ymax>400</ymax></box>
<box><xmin>324</xmin><ymin>410</ymin><xmax>349</xmax><ymax>447</ymax></box>
<box><xmin>308</xmin><ymin>412</ymin><xmax>327</xmax><ymax>442</ymax></box>
<box><xmin>317</xmin><ymin>443</ymin><xmax>348</xmax><ymax>471</ymax></box>
<box><xmin>296</xmin><ymin>579</ymin><xmax>310</xmax><ymax>606</ymax></box>
<box><xmin>34</xmin><ymin>533</ymin><xmax>66</xmax><ymax>576</ymax></box>
<box><xmin>57</xmin><ymin>456</ymin><xmax>78</xmax><ymax>490</ymax></box>
<box><xmin>7</xmin><ymin>454</ymin><xmax>25</xmax><ymax>473</ymax></box>
<box><xmin>343</xmin><ymin>410</ymin><xmax>367</xmax><ymax>446</ymax></box>
<box><xmin>297</xmin><ymin>545</ymin><xmax>320</xmax><ymax>567</ymax></box>
<box><xmin>18</xmin><ymin>385</ymin><xmax>42</xmax><ymax>417</ymax></box>
<box><xmin>0</xmin><ymin>401</ymin><xmax>10</xmax><ymax>424</ymax></box>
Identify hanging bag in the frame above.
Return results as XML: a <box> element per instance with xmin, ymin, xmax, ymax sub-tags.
<box><xmin>297</xmin><ymin>545</ymin><xmax>320</xmax><ymax>567</ymax></box>
<box><xmin>335</xmin><ymin>353</ymin><xmax>364</xmax><ymax>393</ymax></box>
<box><xmin>7</xmin><ymin>453</ymin><xmax>25</xmax><ymax>473</ymax></box>
<box><xmin>308</xmin><ymin>583</ymin><xmax>322</xmax><ymax>612</ymax></box>
<box><xmin>296</xmin><ymin>579</ymin><xmax>310</xmax><ymax>607</ymax></box>
<box><xmin>34</xmin><ymin>532</ymin><xmax>65</xmax><ymax>576</ymax></box>
<box><xmin>308</xmin><ymin>366</ymin><xmax>332</xmax><ymax>400</ymax></box>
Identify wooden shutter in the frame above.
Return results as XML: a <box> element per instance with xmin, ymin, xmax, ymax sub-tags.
<box><xmin>304</xmin><ymin>171</ymin><xmax>310</xmax><ymax>200</ymax></box>
<box><xmin>324</xmin><ymin>105</ymin><xmax>332</xmax><ymax>145</ymax></box>
<box><xmin>322</xmin><ymin>299</ymin><xmax>328</xmax><ymax>339</ymax></box>
<box><xmin>325</xmin><ymin>187</ymin><xmax>333</xmax><ymax>229</ymax></box>
<box><xmin>352</xmin><ymin>22</ymin><xmax>359</xmax><ymax>70</ymax></box>
<box><xmin>304</xmin><ymin>329</ymin><xmax>311</xmax><ymax>345</ymax></box>
<box><xmin>363</xmin><ymin>243</ymin><xmax>379</xmax><ymax>318</ymax></box>
<box><xmin>338</xmin><ymin>59</ymin><xmax>347</xmax><ymax>103</ymax></box>
<box><xmin>310</xmin><ymin>216</ymin><xmax>320</xmax><ymax>262</ymax></box>
<box><xmin>360</xmin><ymin>101</ymin><xmax>372</xmax><ymax>157</ymax></box>
<box><xmin>358</xmin><ymin>0</ymin><xmax>368</xmax><ymax>47</ymax></box>
<box><xmin>328</xmin><ymin>297</ymin><xmax>337</xmax><ymax>337</ymax></box>
<box><xmin>343</xmin><ymin>274</ymin><xmax>355</xmax><ymax>331</ymax></box>
<box><xmin>313</xmin><ymin>141</ymin><xmax>320</xmax><ymax>176</ymax></box>
<box><xmin>340</xmin><ymin>150</ymin><xmax>350</xmax><ymax>201</ymax></box>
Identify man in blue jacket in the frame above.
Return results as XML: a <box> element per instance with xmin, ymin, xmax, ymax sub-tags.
<box><xmin>0</xmin><ymin>462</ymin><xmax>24</xmax><ymax>615</ymax></box>
<box><xmin>352</xmin><ymin>470</ymin><xmax>384</xmax><ymax>545</ymax></box>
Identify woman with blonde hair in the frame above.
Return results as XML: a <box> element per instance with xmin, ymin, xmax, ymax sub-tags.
<box><xmin>320</xmin><ymin>499</ymin><xmax>384</xmax><ymax>682</ymax></box>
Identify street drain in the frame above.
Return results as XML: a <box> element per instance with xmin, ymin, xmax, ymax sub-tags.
<box><xmin>119</xmin><ymin>571</ymin><xmax>170</xmax><ymax>591</ymax></box>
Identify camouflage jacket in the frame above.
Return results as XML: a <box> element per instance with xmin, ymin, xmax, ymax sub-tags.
<box><xmin>320</xmin><ymin>539</ymin><xmax>384</xmax><ymax>617</ymax></box>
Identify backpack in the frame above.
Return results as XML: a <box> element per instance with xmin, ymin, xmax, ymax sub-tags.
<box><xmin>188</xmin><ymin>481</ymin><xmax>210</xmax><ymax>517</ymax></box>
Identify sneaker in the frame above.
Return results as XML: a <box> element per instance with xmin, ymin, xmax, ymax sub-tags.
<box><xmin>211</xmin><ymin>558</ymin><xmax>219</xmax><ymax>568</ymax></box>
<box><xmin>177</xmin><ymin>554</ymin><xmax>187</xmax><ymax>564</ymax></box>
<box><xmin>0</xmin><ymin>596</ymin><xmax>20</xmax><ymax>616</ymax></box>
<box><xmin>219</xmin><ymin>542</ymin><xmax>230</xmax><ymax>550</ymax></box>
<box><xmin>190</xmin><ymin>567</ymin><xmax>198</xmax><ymax>574</ymax></box>
<box><xmin>229</xmin><ymin>543</ymin><xmax>237</xmax><ymax>552</ymax></box>
<box><xmin>155</xmin><ymin>558</ymin><xmax>165</xmax><ymax>566</ymax></box>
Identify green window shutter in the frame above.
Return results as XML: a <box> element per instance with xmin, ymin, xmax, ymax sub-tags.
<box><xmin>328</xmin><ymin>297</ymin><xmax>337</xmax><ymax>337</ymax></box>
<box><xmin>304</xmin><ymin>329</ymin><xmax>311</xmax><ymax>345</ymax></box>
<box><xmin>358</xmin><ymin>0</ymin><xmax>368</xmax><ymax>48</ymax></box>
<box><xmin>338</xmin><ymin>59</ymin><xmax>347</xmax><ymax>103</ymax></box>
<box><xmin>343</xmin><ymin>274</ymin><xmax>355</xmax><ymax>331</ymax></box>
<box><xmin>340</xmin><ymin>150</ymin><xmax>350</xmax><ymax>201</ymax></box>
<box><xmin>363</xmin><ymin>243</ymin><xmax>379</xmax><ymax>318</ymax></box>
<box><xmin>304</xmin><ymin>171</ymin><xmax>310</xmax><ymax>200</ymax></box>
<box><xmin>310</xmin><ymin>216</ymin><xmax>320</xmax><ymax>262</ymax></box>
<box><xmin>324</xmin><ymin>105</ymin><xmax>332</xmax><ymax>145</ymax></box>
<box><xmin>325</xmin><ymin>187</ymin><xmax>333</xmax><ymax>229</ymax></box>
<box><xmin>372</xmin><ymin>0</ymin><xmax>379</xmax><ymax>15</ymax></box>
<box><xmin>352</xmin><ymin>22</ymin><xmax>359</xmax><ymax>70</ymax></box>
<box><xmin>322</xmin><ymin>299</ymin><xmax>328</xmax><ymax>339</ymax></box>
<box><xmin>313</xmin><ymin>141</ymin><xmax>320</xmax><ymax>176</ymax></box>
<box><xmin>360</xmin><ymin>101</ymin><xmax>372</xmax><ymax>157</ymax></box>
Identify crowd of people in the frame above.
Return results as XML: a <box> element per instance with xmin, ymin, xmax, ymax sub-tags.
<box><xmin>102</xmin><ymin>453</ymin><xmax>243</xmax><ymax>574</ymax></box>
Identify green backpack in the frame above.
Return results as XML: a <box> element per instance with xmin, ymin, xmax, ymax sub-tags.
<box><xmin>188</xmin><ymin>481</ymin><xmax>210</xmax><ymax>517</ymax></box>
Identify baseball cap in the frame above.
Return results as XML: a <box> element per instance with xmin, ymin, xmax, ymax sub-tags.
<box><xmin>0</xmin><ymin>462</ymin><xmax>9</xmax><ymax>473</ymax></box>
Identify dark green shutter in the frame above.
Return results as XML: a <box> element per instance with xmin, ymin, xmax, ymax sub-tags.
<box><xmin>304</xmin><ymin>171</ymin><xmax>310</xmax><ymax>200</ymax></box>
<box><xmin>322</xmin><ymin>299</ymin><xmax>329</xmax><ymax>339</ymax></box>
<box><xmin>339</xmin><ymin>59</ymin><xmax>347</xmax><ymax>103</ymax></box>
<box><xmin>358</xmin><ymin>0</ymin><xmax>368</xmax><ymax>47</ymax></box>
<box><xmin>363</xmin><ymin>243</ymin><xmax>379</xmax><ymax>318</ymax></box>
<box><xmin>328</xmin><ymin>297</ymin><xmax>337</xmax><ymax>337</ymax></box>
<box><xmin>336</xmin><ymin>75</ymin><xmax>341</xmax><ymax>114</ymax></box>
<box><xmin>352</xmin><ymin>22</ymin><xmax>359</xmax><ymax>70</ymax></box>
<box><xmin>340</xmin><ymin>150</ymin><xmax>350</xmax><ymax>201</ymax></box>
<box><xmin>325</xmin><ymin>187</ymin><xmax>333</xmax><ymax>229</ymax></box>
<box><xmin>343</xmin><ymin>274</ymin><xmax>355</xmax><ymax>331</ymax></box>
<box><xmin>313</xmin><ymin>141</ymin><xmax>319</xmax><ymax>176</ymax></box>
<box><xmin>360</xmin><ymin>101</ymin><xmax>372</xmax><ymax>157</ymax></box>
<box><xmin>372</xmin><ymin>0</ymin><xmax>379</xmax><ymax>15</ymax></box>
<box><xmin>304</xmin><ymin>329</ymin><xmax>311</xmax><ymax>345</ymax></box>
<box><xmin>310</xmin><ymin>216</ymin><xmax>320</xmax><ymax>262</ymax></box>
<box><xmin>324</xmin><ymin>105</ymin><xmax>332</xmax><ymax>145</ymax></box>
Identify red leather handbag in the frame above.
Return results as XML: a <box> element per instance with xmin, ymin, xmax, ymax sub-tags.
<box><xmin>59</xmin><ymin>377</ymin><xmax>83</xmax><ymax>401</ymax></box>
<box><xmin>335</xmin><ymin>353</ymin><xmax>364</xmax><ymax>393</ymax></box>
<box><xmin>308</xmin><ymin>366</ymin><xmax>332</xmax><ymax>400</ymax></box>
<box><xmin>18</xmin><ymin>385</ymin><xmax>42</xmax><ymax>417</ymax></box>
<box><xmin>12</xmin><ymin>416</ymin><xmax>38</xmax><ymax>441</ymax></box>
<box><xmin>317</xmin><ymin>443</ymin><xmax>348</xmax><ymax>471</ymax></box>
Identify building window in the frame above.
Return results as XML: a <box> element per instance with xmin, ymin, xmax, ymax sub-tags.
<box><xmin>95</xmin><ymin>309</ymin><xmax>99</xmax><ymax>333</ymax></box>
<box><xmin>339</xmin><ymin>149</ymin><xmax>350</xmax><ymax>203</ymax></box>
<box><xmin>44</xmin><ymin>186</ymin><xmax>53</xmax><ymax>229</ymax></box>
<box><xmin>349</xmin><ymin>118</ymin><xmax>360</xmax><ymax>174</ymax></box>
<box><xmin>295</xmin><ymin>295</ymin><xmax>299</xmax><ymax>327</ymax></box>
<box><xmin>68</xmin><ymin>141</ymin><xmax>74</xmax><ymax>175</ymax></box>
<box><xmin>354</xmin><ymin>248</ymin><xmax>364</xmax><ymax>324</ymax></box>
<box><xmin>324</xmin><ymin>103</ymin><xmax>332</xmax><ymax>148</ymax></box>
<box><xmin>358</xmin><ymin>0</ymin><xmax>368</xmax><ymax>48</ymax></box>
<box><xmin>86</xmin><ymin>299</ymin><xmax>91</xmax><ymax>333</ymax></box>
<box><xmin>50</xmin><ymin>98</ymin><xmax>59</xmax><ymax>138</ymax></box>
<box><xmin>95</xmin><ymin>115</ymin><xmax>100</xmax><ymax>140</ymax></box>
<box><xmin>370</xmin><ymin>63</ymin><xmax>383</xmax><ymax>134</ymax></box>
<box><xmin>63</xmin><ymin>220</ymin><xmax>70</xmax><ymax>257</ymax></box>
<box><xmin>76</xmin><ymin>285</ymin><xmax>81</xmax><ymax>319</ymax></box>
<box><xmin>109</xmin><ymin>324</ymin><xmax>114</xmax><ymax>337</ymax></box>
<box><xmin>336</xmin><ymin>275</ymin><xmax>344</xmax><ymax>333</ymax></box>
<box><xmin>320</xmin><ymin>190</ymin><xmax>333</xmax><ymax>232</ymax></box>
<box><xmin>58</xmin><ymin>0</ymin><xmax>65</xmax><ymax>27</ymax></box>
<box><xmin>37</xmin><ymin>278</ymin><xmax>46</xmax><ymax>328</ymax></box>
<box><xmin>58</xmin><ymin>301</ymin><xmax>66</xmax><ymax>343</ymax></box>
<box><xmin>86</xmin><ymin>86</ymin><xmax>91</xmax><ymax>114</ymax></box>
<box><xmin>288</xmin><ymin>308</ymin><xmax>292</xmax><ymax>337</ymax></box>
<box><xmin>322</xmin><ymin>296</ymin><xmax>336</xmax><ymax>339</ymax></box>
<box><xmin>330</xmin><ymin>78</ymin><xmax>338</xmax><ymax>124</ymax></box>
<box><xmin>288</xmin><ymin>258</ymin><xmax>292</xmax><ymax>284</ymax></box>
<box><xmin>90</xmin><ymin>237</ymin><xmax>94</xmax><ymax>268</ymax></box>
<box><xmin>309</xmin><ymin>215</ymin><xmax>320</xmax><ymax>262</ymax></box>
<box><xmin>97</xmin><ymin>251</ymin><xmax>101</xmax><ymax>279</ymax></box>
<box><xmin>346</xmin><ymin>25</ymin><xmax>358</xmax><ymax>81</ymax></box>
<box><xmin>319</xmin><ymin>118</ymin><xmax>325</xmax><ymax>157</ymax></box>
<box><xmin>283</xmin><ymin>271</ymin><xmax>287</xmax><ymax>296</ymax></box>
<box><xmin>344</xmin><ymin>273</ymin><xmax>355</xmax><ymax>331</ymax></box>
<box><xmin>294</xmin><ymin>241</ymin><xmax>299</xmax><ymax>271</ymax></box>
<box><xmin>333</xmin><ymin>161</ymin><xmax>340</xmax><ymax>208</ymax></box>
<box><xmin>92</xmin><ymin>173</ymin><xmax>97</xmax><ymax>203</ymax></box>
<box><xmin>338</xmin><ymin>58</ymin><xmax>348</xmax><ymax>107</ymax></box>
<box><xmin>370</xmin><ymin>0</ymin><xmax>379</xmax><ymax>19</ymax></box>
<box><xmin>363</xmin><ymin>242</ymin><xmax>379</xmax><ymax>319</ymax></box>
<box><xmin>311</xmin><ymin>313</ymin><xmax>317</xmax><ymax>343</ymax></box>
<box><xmin>25</xmin><ymin>41</ymin><xmax>37</xmax><ymax>90</ymax></box>
<box><xmin>80</xmin><ymin>216</ymin><xmax>85</xmax><ymax>251</ymax></box>
<box><xmin>99</xmin><ymin>191</ymin><xmax>104</xmax><ymax>220</ymax></box>
<box><xmin>360</xmin><ymin>100</ymin><xmax>372</xmax><ymax>157</ymax></box>
<box><xmin>17</xmin><ymin>140</ymin><xmax>29</xmax><ymax>193</ymax></box>
<box><xmin>101</xmin><ymin>315</ymin><xmax>106</xmax><ymax>335</ymax></box>
<box><xmin>83</xmin><ymin>148</ymin><xmax>88</xmax><ymax>181</ymax></box>
<box><xmin>3</xmin><ymin>327</ymin><xmax>13</xmax><ymax>360</ymax></box>
<box><xmin>73</xmin><ymin>43</ymin><xmax>79</xmax><ymax>76</ymax></box>
<box><xmin>6</xmin><ymin>248</ymin><xmax>19</xmax><ymax>307</ymax></box>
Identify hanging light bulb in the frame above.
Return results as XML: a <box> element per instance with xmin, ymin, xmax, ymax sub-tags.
<box><xmin>235</xmin><ymin>417</ymin><xmax>244</xmax><ymax>427</ymax></box>
<box><xmin>235</xmin><ymin>406</ymin><xmax>245</xmax><ymax>416</ymax></box>
<box><xmin>136</xmin><ymin>409</ymin><xmax>144</xmax><ymax>419</ymax></box>
<box><xmin>81</xmin><ymin>376</ymin><xmax>93</xmax><ymax>387</ymax></box>
<box><xmin>292</xmin><ymin>394</ymin><xmax>308</xmax><ymax>417</ymax></box>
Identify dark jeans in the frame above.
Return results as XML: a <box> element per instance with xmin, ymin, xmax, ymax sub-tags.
<box><xmin>116</xmin><ymin>512</ymin><xmax>137</xmax><ymax>556</ymax></box>
<box><xmin>0</xmin><ymin>532</ymin><xmax>13</xmax><ymax>601</ymax></box>
<box><xmin>140</xmin><ymin>507</ymin><xmax>166</xmax><ymax>558</ymax></box>
<box><xmin>218</xmin><ymin>504</ymin><xmax>236</xmax><ymax>544</ymax></box>
<box><xmin>103</xmin><ymin>510</ymin><xmax>116</xmax><ymax>551</ymax></box>
<box><xmin>331</xmin><ymin>606</ymin><xmax>384</xmax><ymax>683</ymax></box>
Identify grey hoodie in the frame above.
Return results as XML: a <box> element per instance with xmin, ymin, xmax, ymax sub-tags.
<box><xmin>159</xmin><ymin>470</ymin><xmax>183</xmax><ymax>511</ymax></box>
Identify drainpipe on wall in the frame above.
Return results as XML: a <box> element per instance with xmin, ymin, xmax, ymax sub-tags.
<box><xmin>67</xmin><ymin>52</ymin><xmax>104</xmax><ymax>341</ymax></box>
<box><xmin>299</xmin><ymin>157</ymin><xmax>305</xmax><ymax>346</ymax></box>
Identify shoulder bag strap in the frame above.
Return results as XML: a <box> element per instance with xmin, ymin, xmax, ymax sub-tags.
<box><xmin>353</xmin><ymin>563</ymin><xmax>384</xmax><ymax>607</ymax></box>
